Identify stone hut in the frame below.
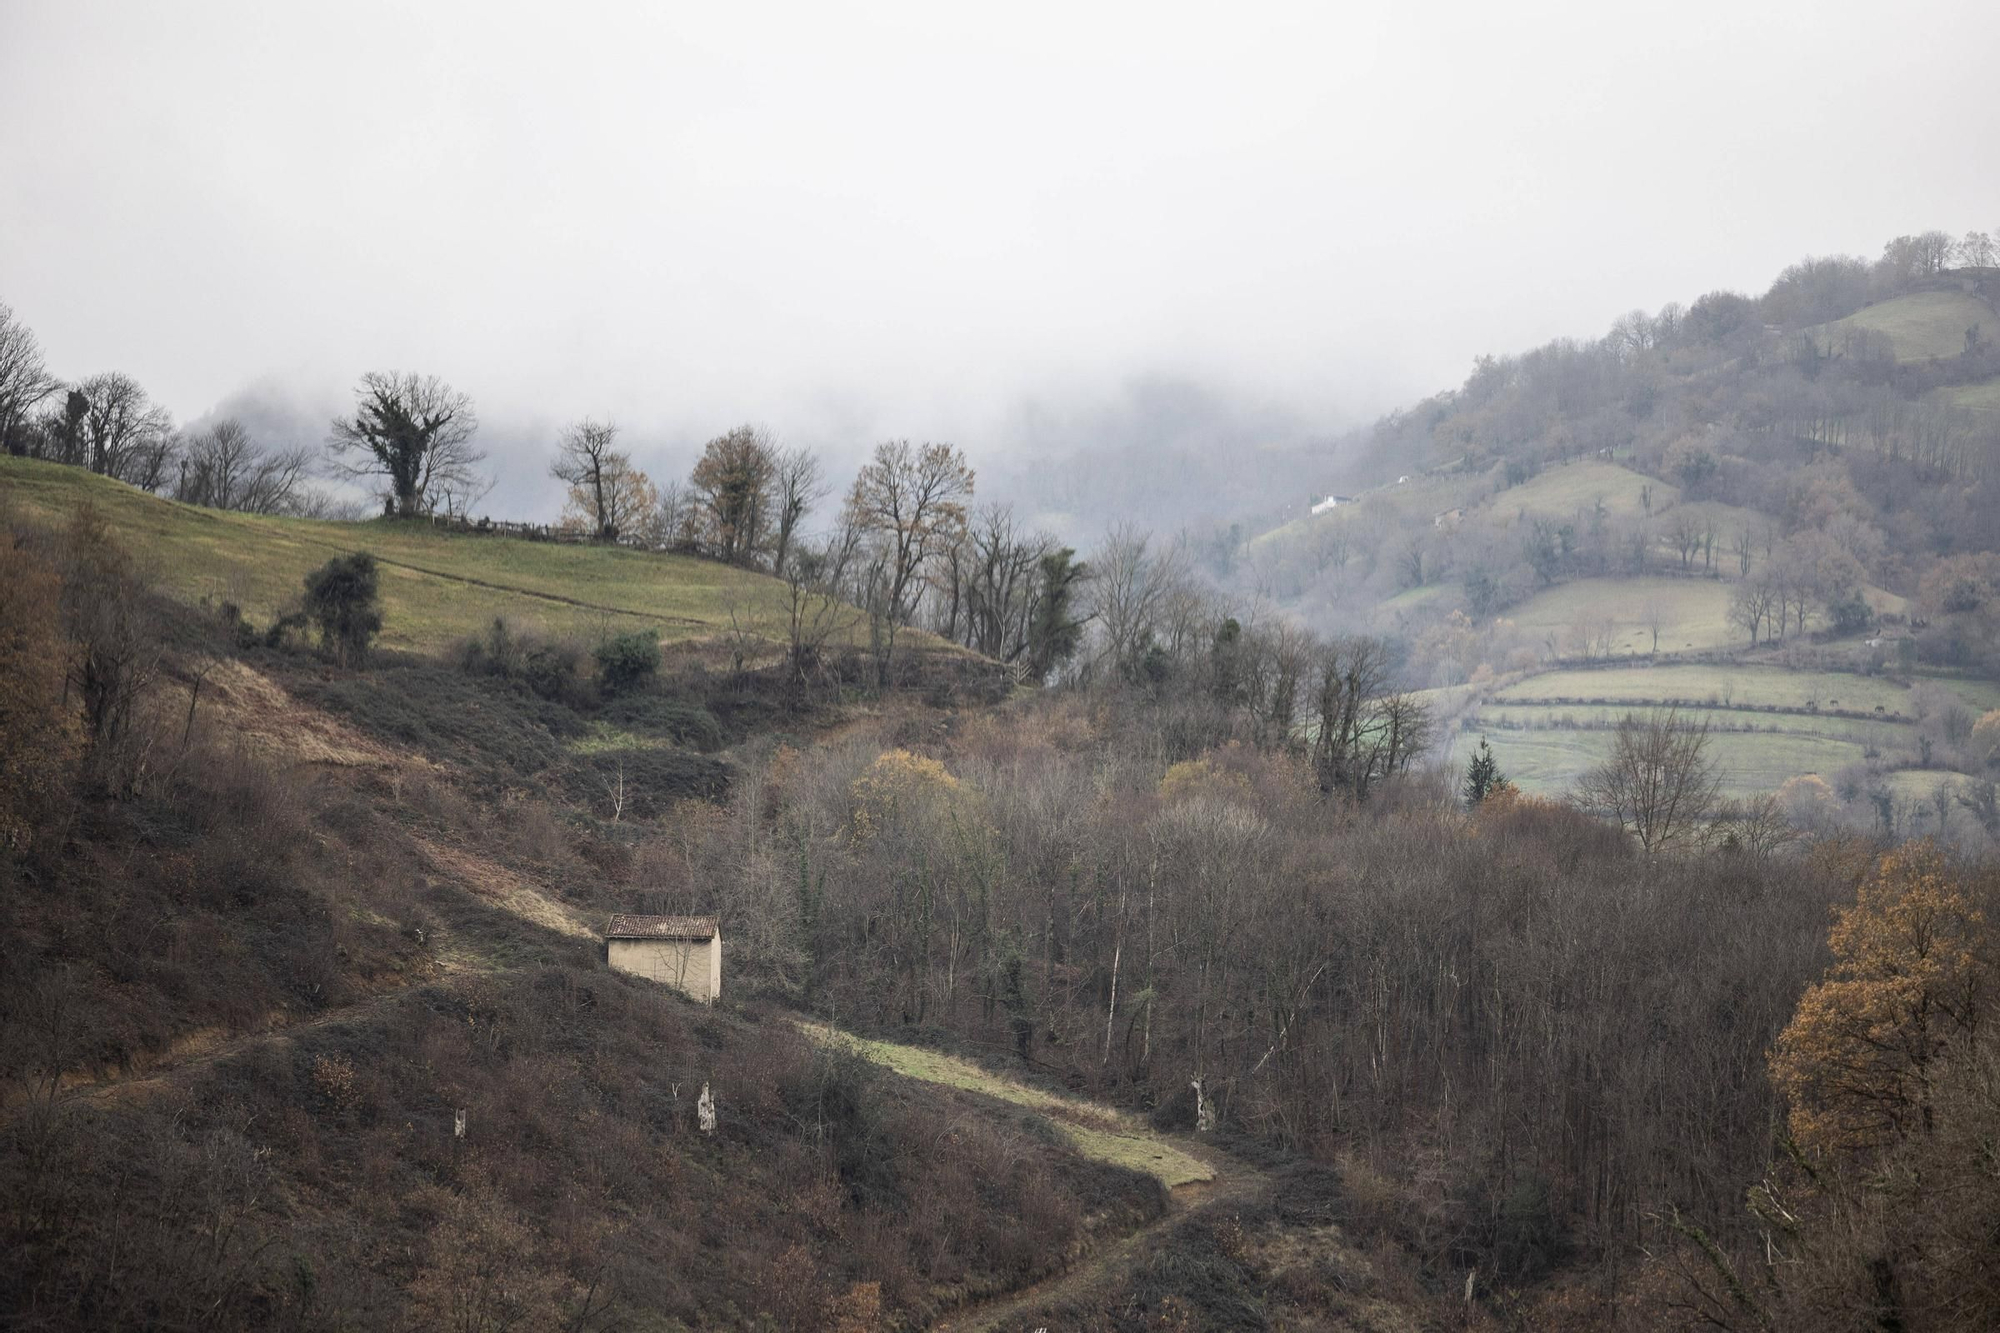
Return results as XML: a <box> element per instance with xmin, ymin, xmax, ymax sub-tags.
<box><xmin>606</xmin><ymin>914</ymin><xmax>721</xmax><ymax>1003</ymax></box>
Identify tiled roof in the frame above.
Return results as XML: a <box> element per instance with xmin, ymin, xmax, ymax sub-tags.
<box><xmin>607</xmin><ymin>914</ymin><xmax>719</xmax><ymax>941</ymax></box>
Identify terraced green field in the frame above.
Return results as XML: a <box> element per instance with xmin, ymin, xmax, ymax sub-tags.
<box><xmin>1448</xmin><ymin>724</ymin><xmax>1869</xmax><ymax>799</ymax></box>
<box><xmin>1494</xmin><ymin>665</ymin><xmax>2000</xmax><ymax>715</ymax></box>
<box><xmin>1449</xmin><ymin>663</ymin><xmax>2000</xmax><ymax>799</ymax></box>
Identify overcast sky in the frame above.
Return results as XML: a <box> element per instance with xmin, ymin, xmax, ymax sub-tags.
<box><xmin>4</xmin><ymin>0</ymin><xmax>1997</xmax><ymax>516</ymax></box>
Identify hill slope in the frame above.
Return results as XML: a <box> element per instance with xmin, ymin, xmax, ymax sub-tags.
<box><xmin>1</xmin><ymin>456</ymin><xmax>831</xmax><ymax>654</ymax></box>
<box><xmin>1819</xmin><ymin>288</ymin><xmax>1998</xmax><ymax>361</ymax></box>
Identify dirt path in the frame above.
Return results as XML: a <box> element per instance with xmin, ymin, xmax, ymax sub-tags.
<box><xmin>934</xmin><ymin>1140</ymin><xmax>1266</xmax><ymax>1333</ymax></box>
<box><xmin>805</xmin><ymin>1024</ymin><xmax>1271</xmax><ymax>1333</ymax></box>
<box><xmin>0</xmin><ymin>982</ymin><xmax>429</xmax><ymax>1122</ymax></box>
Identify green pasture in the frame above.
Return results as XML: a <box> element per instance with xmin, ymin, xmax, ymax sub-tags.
<box><xmin>1493</xmin><ymin>665</ymin><xmax>2000</xmax><ymax>716</ymax></box>
<box><xmin>1447</xmin><ymin>725</ymin><xmax>1867</xmax><ymax>800</ymax></box>
<box><xmin>1821</xmin><ymin>291</ymin><xmax>1998</xmax><ymax>363</ymax></box>
<box><xmin>1</xmin><ymin>456</ymin><xmax>875</xmax><ymax>655</ymax></box>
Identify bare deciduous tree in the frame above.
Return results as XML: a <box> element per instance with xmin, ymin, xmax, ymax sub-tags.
<box><xmin>0</xmin><ymin>301</ymin><xmax>60</xmax><ymax>457</ymax></box>
<box><xmin>550</xmin><ymin>417</ymin><xmax>651</xmax><ymax>540</ymax></box>
<box><xmin>75</xmin><ymin>372</ymin><xmax>176</xmax><ymax>486</ymax></box>
<box><xmin>1575</xmin><ymin>708</ymin><xmax>1720</xmax><ymax>853</ymax></box>
<box><xmin>653</xmin><ymin>479</ymin><xmax>696</xmax><ymax>549</ymax></box>
<box><xmin>1639</xmin><ymin>597</ymin><xmax>1665</xmax><ymax>654</ymax></box>
<box><xmin>549</xmin><ymin>417</ymin><xmax>621</xmax><ymax>539</ymax></box>
<box><xmin>783</xmin><ymin>521</ymin><xmax>863</xmax><ymax>683</ymax></box>
<box><xmin>57</xmin><ymin>504</ymin><xmax>164</xmax><ymax>794</ymax></box>
<box><xmin>845</xmin><ymin>439</ymin><xmax>974</xmax><ymax>685</ymax></box>
<box><xmin>174</xmin><ymin>418</ymin><xmax>313</xmax><ymax>514</ymax></box>
<box><xmin>1086</xmin><ymin>524</ymin><xmax>1188</xmax><ymax>681</ymax></box>
<box><xmin>770</xmin><ymin>444</ymin><xmax>827</xmax><ymax>577</ymax></box>
<box><xmin>327</xmin><ymin>371</ymin><xmax>485</xmax><ymax>518</ymax></box>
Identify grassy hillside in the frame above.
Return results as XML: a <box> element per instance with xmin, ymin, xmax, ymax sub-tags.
<box><xmin>1501</xmin><ymin>576</ymin><xmax>1739</xmax><ymax>653</ymax></box>
<box><xmin>1448</xmin><ymin>725</ymin><xmax>1866</xmax><ymax>800</ymax></box>
<box><xmin>1942</xmin><ymin>377</ymin><xmax>2000</xmax><ymax>413</ymax></box>
<box><xmin>0</xmin><ymin>507</ymin><xmax>1134</xmax><ymax>1329</ymax></box>
<box><xmin>1821</xmin><ymin>289</ymin><xmax>1998</xmax><ymax>361</ymax></box>
<box><xmin>1493</xmin><ymin>664</ymin><xmax>2000</xmax><ymax>715</ymax></box>
<box><xmin>1446</xmin><ymin>662</ymin><xmax>2000</xmax><ymax>799</ymax></box>
<box><xmin>1493</xmin><ymin>459</ymin><xmax>1669</xmax><ymax>521</ymax></box>
<box><xmin>0</xmin><ymin>457</ymin><xmax>833</xmax><ymax>654</ymax></box>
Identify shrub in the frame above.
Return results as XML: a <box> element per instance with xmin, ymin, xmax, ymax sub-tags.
<box><xmin>301</xmin><ymin>552</ymin><xmax>383</xmax><ymax>667</ymax></box>
<box><xmin>457</xmin><ymin>618</ymin><xmax>589</xmax><ymax>704</ymax></box>
<box><xmin>597</xmin><ymin>693</ymin><xmax>725</xmax><ymax>751</ymax></box>
<box><xmin>594</xmin><ymin>630</ymin><xmax>660</xmax><ymax>694</ymax></box>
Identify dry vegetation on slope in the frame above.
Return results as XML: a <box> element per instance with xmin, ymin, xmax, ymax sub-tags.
<box><xmin>0</xmin><ymin>493</ymin><xmax>1147</xmax><ymax>1331</ymax></box>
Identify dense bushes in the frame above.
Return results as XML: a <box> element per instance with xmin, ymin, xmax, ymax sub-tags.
<box><xmin>454</xmin><ymin>615</ymin><xmax>589</xmax><ymax>704</ymax></box>
<box><xmin>598</xmin><ymin>690</ymin><xmax>725</xmax><ymax>751</ymax></box>
<box><xmin>301</xmin><ymin>551</ymin><xmax>383</xmax><ymax>667</ymax></box>
<box><xmin>594</xmin><ymin>629</ymin><xmax>660</xmax><ymax>694</ymax></box>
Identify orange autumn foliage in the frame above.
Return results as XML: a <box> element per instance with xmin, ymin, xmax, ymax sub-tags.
<box><xmin>1770</xmin><ymin>840</ymin><xmax>1992</xmax><ymax>1156</ymax></box>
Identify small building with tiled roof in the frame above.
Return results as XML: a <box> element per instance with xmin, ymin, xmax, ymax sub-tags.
<box><xmin>606</xmin><ymin>914</ymin><xmax>721</xmax><ymax>1003</ymax></box>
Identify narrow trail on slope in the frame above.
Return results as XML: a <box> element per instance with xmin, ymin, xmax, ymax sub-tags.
<box><xmin>801</xmin><ymin>1023</ymin><xmax>1272</xmax><ymax>1333</ymax></box>
<box><xmin>0</xmin><ymin>974</ymin><xmax>442</xmax><ymax>1123</ymax></box>
<box><xmin>933</xmin><ymin>1143</ymin><xmax>1266</xmax><ymax>1333</ymax></box>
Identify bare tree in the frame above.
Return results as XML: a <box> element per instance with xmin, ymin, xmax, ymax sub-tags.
<box><xmin>653</xmin><ymin>479</ymin><xmax>696</xmax><ymax>549</ymax></box>
<box><xmin>1308</xmin><ymin>635</ymin><xmax>1400</xmax><ymax>797</ymax></box>
<box><xmin>1729</xmin><ymin>575</ymin><xmax>1776</xmax><ymax>646</ymax></box>
<box><xmin>1668</xmin><ymin>511</ymin><xmax>1704</xmax><ymax>570</ymax></box>
<box><xmin>75</xmin><ymin>372</ymin><xmax>176</xmax><ymax>486</ymax></box>
<box><xmin>1575</xmin><ymin>708</ymin><xmax>1721</xmax><ymax>853</ymax></box>
<box><xmin>1085</xmin><ymin>524</ymin><xmax>1187</xmax><ymax>682</ymax></box>
<box><xmin>174</xmin><ymin>418</ymin><xmax>313</xmax><ymax>514</ymax></box>
<box><xmin>770</xmin><ymin>444</ymin><xmax>827</xmax><ymax>577</ymax></box>
<box><xmin>845</xmin><ymin>439</ymin><xmax>974</xmax><ymax>685</ymax></box>
<box><xmin>953</xmin><ymin>503</ymin><xmax>1051</xmax><ymax>661</ymax></box>
<box><xmin>0</xmin><ymin>301</ymin><xmax>60</xmax><ymax>457</ymax></box>
<box><xmin>549</xmin><ymin>417</ymin><xmax>634</xmax><ymax>540</ymax></box>
<box><xmin>783</xmin><ymin>521</ymin><xmax>864</xmax><ymax>683</ymax></box>
<box><xmin>326</xmin><ymin>371</ymin><xmax>485</xmax><ymax>517</ymax></box>
<box><xmin>1639</xmin><ymin>597</ymin><xmax>1665</xmax><ymax>654</ymax></box>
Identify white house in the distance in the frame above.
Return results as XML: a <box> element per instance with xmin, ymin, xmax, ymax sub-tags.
<box><xmin>1310</xmin><ymin>493</ymin><xmax>1359</xmax><ymax>516</ymax></box>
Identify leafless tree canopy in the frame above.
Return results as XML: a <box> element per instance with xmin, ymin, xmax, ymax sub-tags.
<box><xmin>326</xmin><ymin>371</ymin><xmax>485</xmax><ymax>518</ymax></box>
<box><xmin>1575</xmin><ymin>707</ymin><xmax>1722</xmax><ymax>853</ymax></box>
<box><xmin>845</xmin><ymin>439</ymin><xmax>974</xmax><ymax>683</ymax></box>
<box><xmin>0</xmin><ymin>301</ymin><xmax>61</xmax><ymax>457</ymax></box>
<box><xmin>549</xmin><ymin>417</ymin><xmax>634</xmax><ymax>540</ymax></box>
<box><xmin>1085</xmin><ymin>524</ymin><xmax>1191</xmax><ymax>680</ymax></box>
<box><xmin>770</xmin><ymin>444</ymin><xmax>827</xmax><ymax>577</ymax></box>
<box><xmin>173</xmin><ymin>418</ymin><xmax>314</xmax><ymax>515</ymax></box>
<box><xmin>74</xmin><ymin>372</ymin><xmax>176</xmax><ymax>487</ymax></box>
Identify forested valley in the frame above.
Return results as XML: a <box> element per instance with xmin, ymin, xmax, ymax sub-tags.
<box><xmin>5</xmin><ymin>229</ymin><xmax>2000</xmax><ymax>1332</ymax></box>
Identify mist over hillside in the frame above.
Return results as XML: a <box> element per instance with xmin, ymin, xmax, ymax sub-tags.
<box><xmin>9</xmin><ymin>3</ymin><xmax>2000</xmax><ymax>1330</ymax></box>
